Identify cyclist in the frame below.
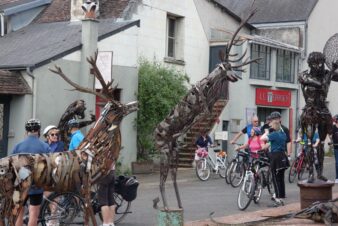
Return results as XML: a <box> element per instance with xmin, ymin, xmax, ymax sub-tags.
<box><xmin>235</xmin><ymin>127</ymin><xmax>266</xmax><ymax>159</ymax></box>
<box><xmin>230</xmin><ymin>115</ymin><xmax>259</xmax><ymax>144</ymax></box>
<box><xmin>261</xmin><ymin>120</ymin><xmax>288</xmax><ymax>207</ymax></box>
<box><xmin>195</xmin><ymin>130</ymin><xmax>213</xmax><ymax>151</ymax></box>
<box><xmin>67</xmin><ymin>119</ymin><xmax>84</xmax><ymax>151</ymax></box>
<box><xmin>295</xmin><ymin>129</ymin><xmax>320</xmax><ymax>168</ymax></box>
<box><xmin>12</xmin><ymin>119</ymin><xmax>51</xmax><ymax>226</ymax></box>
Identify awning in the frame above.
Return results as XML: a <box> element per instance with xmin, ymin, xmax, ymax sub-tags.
<box><xmin>0</xmin><ymin>70</ymin><xmax>32</xmax><ymax>94</ymax></box>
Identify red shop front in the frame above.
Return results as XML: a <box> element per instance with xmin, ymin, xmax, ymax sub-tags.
<box><xmin>255</xmin><ymin>88</ymin><xmax>293</xmax><ymax>139</ymax></box>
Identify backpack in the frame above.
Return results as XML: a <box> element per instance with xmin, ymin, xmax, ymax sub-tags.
<box><xmin>115</xmin><ymin>175</ymin><xmax>139</xmax><ymax>201</ymax></box>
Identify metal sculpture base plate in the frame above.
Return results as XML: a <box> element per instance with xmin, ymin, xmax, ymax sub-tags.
<box><xmin>157</xmin><ymin>208</ymin><xmax>184</xmax><ymax>226</ymax></box>
<box><xmin>298</xmin><ymin>179</ymin><xmax>334</xmax><ymax>209</ymax></box>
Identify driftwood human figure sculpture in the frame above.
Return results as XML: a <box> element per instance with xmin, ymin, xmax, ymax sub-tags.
<box><xmin>0</xmin><ymin>51</ymin><xmax>137</xmax><ymax>226</ymax></box>
<box><xmin>298</xmin><ymin>52</ymin><xmax>338</xmax><ymax>183</ymax></box>
<box><xmin>153</xmin><ymin>10</ymin><xmax>259</xmax><ymax>210</ymax></box>
<box><xmin>57</xmin><ymin>99</ymin><xmax>96</xmax><ymax>147</ymax></box>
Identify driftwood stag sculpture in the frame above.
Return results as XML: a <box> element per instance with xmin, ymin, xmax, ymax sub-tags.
<box><xmin>0</xmin><ymin>51</ymin><xmax>137</xmax><ymax>226</ymax></box>
<box><xmin>154</xmin><ymin>10</ymin><xmax>259</xmax><ymax>210</ymax></box>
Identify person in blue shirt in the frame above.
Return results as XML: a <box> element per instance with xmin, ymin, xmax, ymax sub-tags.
<box><xmin>12</xmin><ymin>119</ymin><xmax>51</xmax><ymax>226</ymax></box>
<box><xmin>261</xmin><ymin>120</ymin><xmax>288</xmax><ymax>208</ymax></box>
<box><xmin>230</xmin><ymin>115</ymin><xmax>259</xmax><ymax>144</ymax></box>
<box><xmin>43</xmin><ymin>125</ymin><xmax>65</xmax><ymax>152</ymax></box>
<box><xmin>68</xmin><ymin>119</ymin><xmax>84</xmax><ymax>151</ymax></box>
<box><xmin>195</xmin><ymin>130</ymin><xmax>213</xmax><ymax>151</ymax></box>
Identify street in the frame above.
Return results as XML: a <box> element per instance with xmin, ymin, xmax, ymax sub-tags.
<box><xmin>118</xmin><ymin>157</ymin><xmax>338</xmax><ymax>226</ymax></box>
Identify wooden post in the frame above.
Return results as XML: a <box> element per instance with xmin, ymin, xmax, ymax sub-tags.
<box><xmin>298</xmin><ymin>180</ymin><xmax>334</xmax><ymax>209</ymax></box>
<box><xmin>157</xmin><ymin>209</ymin><xmax>184</xmax><ymax>226</ymax></box>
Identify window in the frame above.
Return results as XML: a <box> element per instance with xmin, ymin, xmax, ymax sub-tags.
<box><xmin>250</xmin><ymin>44</ymin><xmax>271</xmax><ymax>80</ymax></box>
<box><xmin>276</xmin><ymin>49</ymin><xmax>296</xmax><ymax>83</ymax></box>
<box><xmin>167</xmin><ymin>17</ymin><xmax>176</xmax><ymax>58</ymax></box>
<box><xmin>165</xmin><ymin>15</ymin><xmax>184</xmax><ymax>62</ymax></box>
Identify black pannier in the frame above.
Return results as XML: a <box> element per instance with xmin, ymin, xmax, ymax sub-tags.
<box><xmin>115</xmin><ymin>175</ymin><xmax>139</xmax><ymax>201</ymax></box>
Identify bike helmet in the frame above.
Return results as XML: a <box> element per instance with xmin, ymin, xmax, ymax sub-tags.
<box><xmin>43</xmin><ymin>125</ymin><xmax>57</xmax><ymax>137</ymax></box>
<box><xmin>270</xmin><ymin>111</ymin><xmax>281</xmax><ymax>119</ymax></box>
<box><xmin>25</xmin><ymin>118</ymin><xmax>41</xmax><ymax>132</ymax></box>
<box><xmin>67</xmin><ymin>119</ymin><xmax>80</xmax><ymax>128</ymax></box>
<box><xmin>334</xmin><ymin>114</ymin><xmax>338</xmax><ymax>122</ymax></box>
<box><xmin>252</xmin><ymin>127</ymin><xmax>262</xmax><ymax>136</ymax></box>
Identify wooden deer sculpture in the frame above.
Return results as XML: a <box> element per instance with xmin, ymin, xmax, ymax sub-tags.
<box><xmin>0</xmin><ymin>51</ymin><xmax>137</xmax><ymax>226</ymax></box>
<box><xmin>153</xmin><ymin>10</ymin><xmax>259</xmax><ymax>210</ymax></box>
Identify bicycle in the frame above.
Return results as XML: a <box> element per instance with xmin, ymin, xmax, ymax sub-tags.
<box><xmin>226</xmin><ymin>145</ymin><xmax>249</xmax><ymax>187</ymax></box>
<box><xmin>237</xmin><ymin>150</ymin><xmax>274</xmax><ymax>210</ymax></box>
<box><xmin>24</xmin><ymin>178</ymin><xmax>133</xmax><ymax>225</ymax></box>
<box><xmin>288</xmin><ymin>141</ymin><xmax>309</xmax><ymax>183</ymax></box>
<box><xmin>195</xmin><ymin>146</ymin><xmax>228</xmax><ymax>181</ymax></box>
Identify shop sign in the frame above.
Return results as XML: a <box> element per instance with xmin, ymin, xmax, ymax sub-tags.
<box><xmin>255</xmin><ymin>88</ymin><xmax>291</xmax><ymax>107</ymax></box>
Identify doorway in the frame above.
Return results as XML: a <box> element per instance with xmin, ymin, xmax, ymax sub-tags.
<box><xmin>0</xmin><ymin>96</ymin><xmax>10</xmax><ymax>157</ymax></box>
<box><xmin>257</xmin><ymin>107</ymin><xmax>281</xmax><ymax>127</ymax></box>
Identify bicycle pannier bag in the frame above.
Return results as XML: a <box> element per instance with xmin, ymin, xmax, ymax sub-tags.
<box><xmin>116</xmin><ymin>175</ymin><xmax>139</xmax><ymax>201</ymax></box>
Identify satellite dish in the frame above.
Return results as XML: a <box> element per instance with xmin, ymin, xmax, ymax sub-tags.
<box><xmin>323</xmin><ymin>33</ymin><xmax>338</xmax><ymax>70</ymax></box>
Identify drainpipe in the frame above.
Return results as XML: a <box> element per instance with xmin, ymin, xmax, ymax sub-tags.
<box><xmin>26</xmin><ymin>67</ymin><xmax>36</xmax><ymax>118</ymax></box>
<box><xmin>0</xmin><ymin>13</ymin><xmax>4</xmax><ymax>37</ymax></box>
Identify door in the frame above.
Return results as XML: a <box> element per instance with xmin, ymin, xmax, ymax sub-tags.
<box><xmin>257</xmin><ymin>107</ymin><xmax>281</xmax><ymax>127</ymax></box>
<box><xmin>0</xmin><ymin>96</ymin><xmax>10</xmax><ymax>157</ymax></box>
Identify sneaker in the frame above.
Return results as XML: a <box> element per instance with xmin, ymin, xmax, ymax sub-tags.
<box><xmin>267</xmin><ymin>200</ymin><xmax>283</xmax><ymax>208</ymax></box>
<box><xmin>335</xmin><ymin>179</ymin><xmax>338</xmax><ymax>184</ymax></box>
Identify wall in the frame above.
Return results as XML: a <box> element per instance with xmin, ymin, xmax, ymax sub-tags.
<box><xmin>7</xmin><ymin>25</ymin><xmax>139</xmax><ymax>171</ymax></box>
<box><xmin>130</xmin><ymin>0</ymin><xmax>209</xmax><ymax>84</ymax></box>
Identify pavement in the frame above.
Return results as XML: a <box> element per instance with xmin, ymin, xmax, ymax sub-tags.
<box><xmin>135</xmin><ymin>167</ymin><xmax>338</xmax><ymax>226</ymax></box>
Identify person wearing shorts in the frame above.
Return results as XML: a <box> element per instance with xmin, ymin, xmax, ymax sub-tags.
<box><xmin>98</xmin><ymin>167</ymin><xmax>116</xmax><ymax>226</ymax></box>
<box><xmin>12</xmin><ymin>119</ymin><xmax>51</xmax><ymax>226</ymax></box>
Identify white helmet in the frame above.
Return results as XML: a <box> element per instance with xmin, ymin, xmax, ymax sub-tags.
<box><xmin>43</xmin><ymin>125</ymin><xmax>57</xmax><ymax>137</ymax></box>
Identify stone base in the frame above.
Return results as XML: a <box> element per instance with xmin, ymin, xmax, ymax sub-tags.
<box><xmin>157</xmin><ymin>208</ymin><xmax>184</xmax><ymax>226</ymax></box>
<box><xmin>298</xmin><ymin>179</ymin><xmax>334</xmax><ymax>209</ymax></box>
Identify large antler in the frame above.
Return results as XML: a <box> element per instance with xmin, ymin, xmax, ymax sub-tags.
<box><xmin>49</xmin><ymin>50</ymin><xmax>121</xmax><ymax>107</ymax></box>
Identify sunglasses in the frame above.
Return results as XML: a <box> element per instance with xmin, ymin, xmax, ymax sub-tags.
<box><xmin>49</xmin><ymin>133</ymin><xmax>59</xmax><ymax>137</ymax></box>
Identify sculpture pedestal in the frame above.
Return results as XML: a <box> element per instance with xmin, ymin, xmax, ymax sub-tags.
<box><xmin>157</xmin><ymin>208</ymin><xmax>184</xmax><ymax>226</ymax></box>
<box><xmin>298</xmin><ymin>179</ymin><xmax>334</xmax><ymax>209</ymax></box>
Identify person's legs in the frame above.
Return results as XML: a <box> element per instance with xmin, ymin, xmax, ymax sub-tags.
<box><xmin>15</xmin><ymin>207</ymin><xmax>24</xmax><ymax>226</ymax></box>
<box><xmin>27</xmin><ymin>194</ymin><xmax>43</xmax><ymax>226</ymax></box>
<box><xmin>335</xmin><ymin>148</ymin><xmax>338</xmax><ymax>181</ymax></box>
<box><xmin>98</xmin><ymin>171</ymin><xmax>115</xmax><ymax>226</ymax></box>
<box><xmin>27</xmin><ymin>205</ymin><xmax>40</xmax><ymax>226</ymax></box>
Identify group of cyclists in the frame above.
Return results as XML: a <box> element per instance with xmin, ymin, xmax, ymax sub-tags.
<box><xmin>196</xmin><ymin>111</ymin><xmax>291</xmax><ymax>207</ymax></box>
<box><xmin>12</xmin><ymin>118</ymin><xmax>117</xmax><ymax>226</ymax></box>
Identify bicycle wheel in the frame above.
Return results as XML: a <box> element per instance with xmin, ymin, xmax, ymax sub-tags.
<box><xmin>225</xmin><ymin>160</ymin><xmax>235</xmax><ymax>184</ymax></box>
<box><xmin>288</xmin><ymin>159</ymin><xmax>298</xmax><ymax>183</ymax></box>
<box><xmin>266</xmin><ymin>170</ymin><xmax>275</xmax><ymax>195</ymax></box>
<box><xmin>230</xmin><ymin>161</ymin><xmax>245</xmax><ymax>188</ymax></box>
<box><xmin>253</xmin><ymin>176</ymin><xmax>262</xmax><ymax>204</ymax></box>
<box><xmin>237</xmin><ymin>172</ymin><xmax>255</xmax><ymax>210</ymax></box>
<box><xmin>40</xmin><ymin>192</ymin><xmax>85</xmax><ymax>226</ymax></box>
<box><xmin>114</xmin><ymin>192</ymin><xmax>131</xmax><ymax>224</ymax></box>
<box><xmin>298</xmin><ymin>159</ymin><xmax>308</xmax><ymax>181</ymax></box>
<box><xmin>217</xmin><ymin>158</ymin><xmax>227</xmax><ymax>178</ymax></box>
<box><xmin>195</xmin><ymin>159</ymin><xmax>211</xmax><ymax>181</ymax></box>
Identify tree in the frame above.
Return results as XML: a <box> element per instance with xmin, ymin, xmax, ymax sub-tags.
<box><xmin>136</xmin><ymin>59</ymin><xmax>189</xmax><ymax>160</ymax></box>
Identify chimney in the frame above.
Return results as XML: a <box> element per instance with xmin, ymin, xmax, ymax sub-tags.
<box><xmin>79</xmin><ymin>3</ymin><xmax>99</xmax><ymax>125</ymax></box>
<box><xmin>71</xmin><ymin>0</ymin><xmax>100</xmax><ymax>21</ymax></box>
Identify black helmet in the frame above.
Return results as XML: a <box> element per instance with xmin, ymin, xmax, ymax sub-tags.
<box><xmin>270</xmin><ymin>111</ymin><xmax>281</xmax><ymax>119</ymax></box>
<box><xmin>334</xmin><ymin>114</ymin><xmax>338</xmax><ymax>122</ymax></box>
<box><xmin>67</xmin><ymin>119</ymin><xmax>80</xmax><ymax>128</ymax></box>
<box><xmin>25</xmin><ymin>118</ymin><xmax>41</xmax><ymax>132</ymax></box>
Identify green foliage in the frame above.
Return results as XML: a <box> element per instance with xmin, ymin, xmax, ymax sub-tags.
<box><xmin>136</xmin><ymin>59</ymin><xmax>189</xmax><ymax>160</ymax></box>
